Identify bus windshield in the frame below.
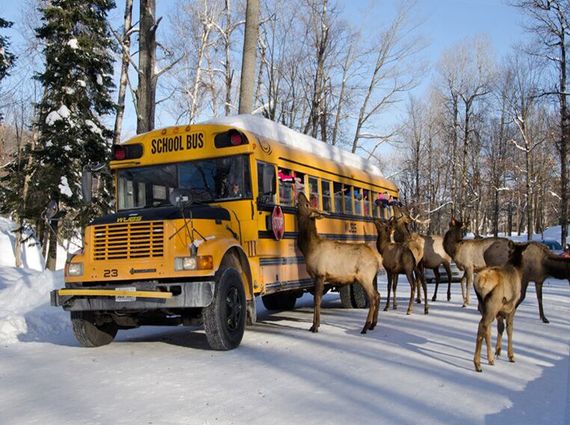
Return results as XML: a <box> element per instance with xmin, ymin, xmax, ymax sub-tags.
<box><xmin>117</xmin><ymin>154</ymin><xmax>251</xmax><ymax>210</ymax></box>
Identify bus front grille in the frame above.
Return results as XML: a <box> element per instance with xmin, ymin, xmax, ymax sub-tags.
<box><xmin>93</xmin><ymin>221</ymin><xmax>165</xmax><ymax>261</ymax></box>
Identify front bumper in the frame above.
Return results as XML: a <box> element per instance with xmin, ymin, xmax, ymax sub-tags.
<box><xmin>50</xmin><ymin>280</ymin><xmax>215</xmax><ymax>311</ymax></box>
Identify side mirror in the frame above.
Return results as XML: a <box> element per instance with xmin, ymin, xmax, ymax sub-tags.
<box><xmin>81</xmin><ymin>163</ymin><xmax>107</xmax><ymax>204</ymax></box>
<box><xmin>81</xmin><ymin>166</ymin><xmax>93</xmax><ymax>204</ymax></box>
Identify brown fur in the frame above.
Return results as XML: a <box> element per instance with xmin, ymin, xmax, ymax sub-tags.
<box><xmin>473</xmin><ymin>244</ymin><xmax>526</xmax><ymax>372</ymax></box>
<box><xmin>485</xmin><ymin>240</ymin><xmax>570</xmax><ymax>323</ymax></box>
<box><xmin>443</xmin><ymin>218</ymin><xmax>512</xmax><ymax>306</ymax></box>
<box><xmin>393</xmin><ymin>214</ymin><xmax>454</xmax><ymax>302</ymax></box>
<box><xmin>375</xmin><ymin>220</ymin><xmax>428</xmax><ymax>315</ymax></box>
<box><xmin>296</xmin><ymin>192</ymin><xmax>381</xmax><ymax>334</ymax></box>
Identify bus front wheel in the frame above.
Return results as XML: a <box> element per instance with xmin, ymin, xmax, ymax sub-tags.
<box><xmin>203</xmin><ymin>267</ymin><xmax>246</xmax><ymax>350</ymax></box>
<box><xmin>71</xmin><ymin>311</ymin><xmax>118</xmax><ymax>347</ymax></box>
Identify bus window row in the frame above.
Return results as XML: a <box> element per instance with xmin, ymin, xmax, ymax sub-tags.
<box><xmin>256</xmin><ymin>160</ymin><xmax>396</xmax><ymax>219</ymax></box>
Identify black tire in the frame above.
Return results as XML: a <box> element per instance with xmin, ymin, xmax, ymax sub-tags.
<box><xmin>339</xmin><ymin>283</ymin><xmax>369</xmax><ymax>308</ymax></box>
<box><xmin>203</xmin><ymin>267</ymin><xmax>246</xmax><ymax>350</ymax></box>
<box><xmin>71</xmin><ymin>311</ymin><xmax>118</xmax><ymax>347</ymax></box>
<box><xmin>261</xmin><ymin>291</ymin><xmax>297</xmax><ymax>311</ymax></box>
<box><xmin>339</xmin><ymin>285</ymin><xmax>353</xmax><ymax>308</ymax></box>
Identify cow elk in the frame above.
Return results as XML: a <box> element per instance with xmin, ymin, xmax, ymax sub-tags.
<box><xmin>374</xmin><ymin>220</ymin><xmax>428</xmax><ymax>315</ymax></box>
<box><xmin>296</xmin><ymin>192</ymin><xmax>381</xmax><ymax>334</ymax></box>
<box><xmin>473</xmin><ymin>243</ymin><xmax>527</xmax><ymax>372</ymax></box>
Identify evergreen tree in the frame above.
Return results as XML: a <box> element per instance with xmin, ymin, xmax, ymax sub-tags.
<box><xmin>32</xmin><ymin>0</ymin><xmax>116</xmax><ymax>269</ymax></box>
<box><xmin>0</xmin><ymin>17</ymin><xmax>16</xmax><ymax>122</ymax></box>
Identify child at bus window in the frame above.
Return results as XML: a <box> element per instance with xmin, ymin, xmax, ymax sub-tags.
<box><xmin>278</xmin><ymin>168</ymin><xmax>295</xmax><ymax>206</ymax></box>
<box><xmin>376</xmin><ymin>192</ymin><xmax>389</xmax><ymax>208</ymax></box>
<box><xmin>310</xmin><ymin>193</ymin><xmax>318</xmax><ymax>208</ymax></box>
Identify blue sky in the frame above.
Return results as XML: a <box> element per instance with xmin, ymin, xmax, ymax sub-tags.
<box><xmin>1</xmin><ymin>0</ymin><xmax>527</xmax><ymax>137</ymax></box>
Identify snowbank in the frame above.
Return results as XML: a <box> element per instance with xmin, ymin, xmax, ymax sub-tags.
<box><xmin>0</xmin><ymin>217</ymin><xmax>69</xmax><ymax>344</ymax></box>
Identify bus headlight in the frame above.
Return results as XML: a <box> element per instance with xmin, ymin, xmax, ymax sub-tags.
<box><xmin>175</xmin><ymin>256</ymin><xmax>213</xmax><ymax>271</ymax></box>
<box><xmin>67</xmin><ymin>262</ymin><xmax>83</xmax><ymax>276</ymax></box>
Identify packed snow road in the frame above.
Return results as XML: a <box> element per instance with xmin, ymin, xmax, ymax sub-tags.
<box><xmin>1</xmin><ymin>279</ymin><xmax>569</xmax><ymax>425</ymax></box>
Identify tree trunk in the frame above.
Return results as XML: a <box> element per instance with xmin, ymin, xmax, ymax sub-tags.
<box><xmin>113</xmin><ymin>0</ymin><xmax>133</xmax><ymax>144</ymax></box>
<box><xmin>45</xmin><ymin>220</ymin><xmax>58</xmax><ymax>271</ymax></box>
<box><xmin>137</xmin><ymin>0</ymin><xmax>157</xmax><ymax>134</ymax></box>
<box><xmin>559</xmin><ymin>26</ymin><xmax>569</xmax><ymax>246</ymax></box>
<box><xmin>238</xmin><ymin>0</ymin><xmax>260</xmax><ymax>114</ymax></box>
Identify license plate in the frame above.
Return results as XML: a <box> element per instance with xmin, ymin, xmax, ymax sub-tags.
<box><xmin>115</xmin><ymin>287</ymin><xmax>136</xmax><ymax>302</ymax></box>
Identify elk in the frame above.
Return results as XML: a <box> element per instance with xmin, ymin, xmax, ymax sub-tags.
<box><xmin>484</xmin><ymin>240</ymin><xmax>570</xmax><ymax>323</ymax></box>
<box><xmin>473</xmin><ymin>243</ymin><xmax>528</xmax><ymax>372</ymax></box>
<box><xmin>296</xmin><ymin>192</ymin><xmax>381</xmax><ymax>334</ymax></box>
<box><xmin>443</xmin><ymin>218</ymin><xmax>512</xmax><ymax>307</ymax></box>
<box><xmin>374</xmin><ymin>220</ymin><xmax>428</xmax><ymax>315</ymax></box>
<box><xmin>392</xmin><ymin>213</ymin><xmax>454</xmax><ymax>302</ymax></box>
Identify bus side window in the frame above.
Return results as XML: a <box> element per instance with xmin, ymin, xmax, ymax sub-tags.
<box><xmin>257</xmin><ymin>161</ymin><xmax>276</xmax><ymax>206</ymax></box>
<box><xmin>354</xmin><ymin>187</ymin><xmax>362</xmax><ymax>216</ymax></box>
<box><xmin>374</xmin><ymin>192</ymin><xmax>382</xmax><ymax>218</ymax></box>
<box><xmin>344</xmin><ymin>185</ymin><xmax>353</xmax><ymax>215</ymax></box>
<box><xmin>308</xmin><ymin>176</ymin><xmax>319</xmax><ymax>208</ymax></box>
<box><xmin>333</xmin><ymin>182</ymin><xmax>342</xmax><ymax>213</ymax></box>
<box><xmin>321</xmin><ymin>179</ymin><xmax>332</xmax><ymax>212</ymax></box>
<box><xmin>363</xmin><ymin>189</ymin><xmax>371</xmax><ymax>216</ymax></box>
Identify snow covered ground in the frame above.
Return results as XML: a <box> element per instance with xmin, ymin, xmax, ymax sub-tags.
<box><xmin>0</xmin><ymin>217</ymin><xmax>568</xmax><ymax>425</ymax></box>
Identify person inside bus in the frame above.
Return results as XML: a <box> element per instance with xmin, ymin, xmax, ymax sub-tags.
<box><xmin>376</xmin><ymin>192</ymin><xmax>389</xmax><ymax>208</ymax></box>
<box><xmin>230</xmin><ymin>182</ymin><xmax>242</xmax><ymax>197</ymax></box>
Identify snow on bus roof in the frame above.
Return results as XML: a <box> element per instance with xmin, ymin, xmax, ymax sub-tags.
<box><xmin>203</xmin><ymin>114</ymin><xmax>385</xmax><ymax>179</ymax></box>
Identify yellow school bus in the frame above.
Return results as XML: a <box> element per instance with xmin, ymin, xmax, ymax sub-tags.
<box><xmin>50</xmin><ymin>115</ymin><xmax>399</xmax><ymax>350</ymax></box>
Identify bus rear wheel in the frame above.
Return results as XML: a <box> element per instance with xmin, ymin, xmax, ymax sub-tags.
<box><xmin>203</xmin><ymin>267</ymin><xmax>246</xmax><ymax>350</ymax></box>
<box><xmin>339</xmin><ymin>283</ymin><xmax>369</xmax><ymax>308</ymax></box>
<box><xmin>71</xmin><ymin>311</ymin><xmax>118</xmax><ymax>347</ymax></box>
<box><xmin>261</xmin><ymin>291</ymin><xmax>298</xmax><ymax>311</ymax></box>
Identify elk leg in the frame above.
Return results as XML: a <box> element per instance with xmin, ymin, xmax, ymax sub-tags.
<box><xmin>415</xmin><ymin>261</ymin><xmax>424</xmax><ymax>304</ymax></box>
<box><xmin>384</xmin><ymin>273</ymin><xmax>392</xmax><ymax>312</ymax></box>
<box><xmin>486</xmin><ymin>321</ymin><xmax>494</xmax><ymax>366</ymax></box>
<box><xmin>369</xmin><ymin>277</ymin><xmax>381</xmax><ymax>330</ymax></box>
<box><xmin>495</xmin><ymin>316</ymin><xmax>504</xmax><ymax>357</ymax></box>
<box><xmin>310</xmin><ymin>277</ymin><xmax>324</xmax><ymax>333</ymax></box>
<box><xmin>361</xmin><ymin>280</ymin><xmax>378</xmax><ymax>334</ymax></box>
<box><xmin>535</xmin><ymin>281</ymin><xmax>549</xmax><ymax>324</ymax></box>
<box><xmin>464</xmin><ymin>268</ymin><xmax>474</xmax><ymax>307</ymax></box>
<box><xmin>392</xmin><ymin>273</ymin><xmax>399</xmax><ymax>310</ymax></box>
<box><xmin>443</xmin><ymin>262</ymin><xmax>452</xmax><ymax>302</ymax></box>
<box><xmin>460</xmin><ymin>272</ymin><xmax>468</xmax><ymax>307</ymax></box>
<box><xmin>416</xmin><ymin>266</ymin><xmax>428</xmax><ymax>314</ymax></box>
<box><xmin>405</xmin><ymin>270</ymin><xmax>415</xmax><ymax>315</ymax></box>
<box><xmin>507</xmin><ymin>312</ymin><xmax>515</xmax><ymax>362</ymax></box>
<box><xmin>432</xmin><ymin>267</ymin><xmax>441</xmax><ymax>302</ymax></box>
<box><xmin>474</xmin><ymin>320</ymin><xmax>487</xmax><ymax>372</ymax></box>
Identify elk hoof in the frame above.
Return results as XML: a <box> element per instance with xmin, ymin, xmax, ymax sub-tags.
<box><xmin>495</xmin><ymin>348</ymin><xmax>502</xmax><ymax>357</ymax></box>
<box><xmin>309</xmin><ymin>325</ymin><xmax>318</xmax><ymax>333</ymax></box>
<box><xmin>383</xmin><ymin>306</ymin><xmax>389</xmax><ymax>312</ymax></box>
<box><xmin>447</xmin><ymin>294</ymin><xmax>451</xmax><ymax>301</ymax></box>
<box><xmin>431</xmin><ymin>296</ymin><xmax>437</xmax><ymax>302</ymax></box>
<box><xmin>542</xmin><ymin>316</ymin><xmax>550</xmax><ymax>324</ymax></box>
<box><xmin>474</xmin><ymin>364</ymin><xmax>482</xmax><ymax>373</ymax></box>
<box><xmin>508</xmin><ymin>355</ymin><xmax>515</xmax><ymax>363</ymax></box>
<box><xmin>488</xmin><ymin>359</ymin><xmax>495</xmax><ymax>366</ymax></box>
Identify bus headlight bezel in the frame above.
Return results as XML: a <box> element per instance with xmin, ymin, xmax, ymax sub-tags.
<box><xmin>67</xmin><ymin>262</ymin><xmax>84</xmax><ymax>276</ymax></box>
<box><xmin>175</xmin><ymin>256</ymin><xmax>213</xmax><ymax>271</ymax></box>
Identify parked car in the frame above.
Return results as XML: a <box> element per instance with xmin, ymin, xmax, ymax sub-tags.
<box><xmin>423</xmin><ymin>263</ymin><xmax>463</xmax><ymax>283</ymax></box>
<box><xmin>537</xmin><ymin>239</ymin><xmax>564</xmax><ymax>256</ymax></box>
